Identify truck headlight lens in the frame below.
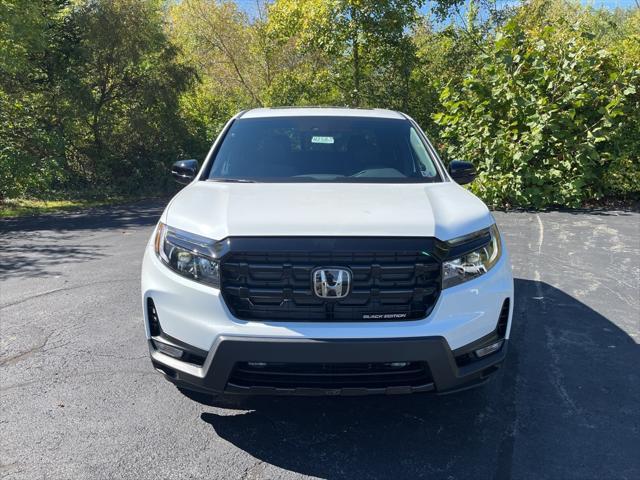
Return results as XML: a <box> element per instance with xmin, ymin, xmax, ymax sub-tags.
<box><xmin>154</xmin><ymin>222</ymin><xmax>220</xmax><ymax>287</ymax></box>
<box><xmin>442</xmin><ymin>224</ymin><xmax>502</xmax><ymax>289</ymax></box>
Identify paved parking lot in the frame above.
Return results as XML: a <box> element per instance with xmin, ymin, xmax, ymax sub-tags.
<box><xmin>1</xmin><ymin>202</ymin><xmax>638</xmax><ymax>479</ymax></box>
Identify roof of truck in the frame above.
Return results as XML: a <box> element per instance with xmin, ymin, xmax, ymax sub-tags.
<box><xmin>239</xmin><ymin>107</ymin><xmax>406</xmax><ymax>120</ymax></box>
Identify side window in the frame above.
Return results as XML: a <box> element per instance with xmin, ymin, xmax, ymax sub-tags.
<box><xmin>409</xmin><ymin>127</ymin><xmax>436</xmax><ymax>177</ymax></box>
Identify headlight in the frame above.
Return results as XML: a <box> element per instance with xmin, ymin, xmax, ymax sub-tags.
<box><xmin>442</xmin><ymin>224</ymin><xmax>502</xmax><ymax>289</ymax></box>
<box><xmin>154</xmin><ymin>222</ymin><xmax>220</xmax><ymax>287</ymax></box>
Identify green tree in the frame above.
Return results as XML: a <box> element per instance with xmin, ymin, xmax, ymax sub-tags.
<box><xmin>410</xmin><ymin>2</ymin><xmax>487</xmax><ymax>135</ymax></box>
<box><xmin>2</xmin><ymin>0</ymin><xmax>638</xmax><ymax>208</ymax></box>
<box><xmin>0</xmin><ymin>0</ymin><xmax>74</xmax><ymax>199</ymax></box>
<box><xmin>605</xmin><ymin>8</ymin><xmax>640</xmax><ymax>198</ymax></box>
<box><xmin>168</xmin><ymin>0</ymin><xmax>282</xmax><ymax>152</ymax></box>
<box><xmin>1</xmin><ymin>0</ymin><xmax>196</xmax><ymax>198</ymax></box>
<box><xmin>169</xmin><ymin>0</ymin><xmax>263</xmax><ymax>106</ymax></box>
<box><xmin>268</xmin><ymin>0</ymin><xmax>425</xmax><ymax>107</ymax></box>
<box><xmin>434</xmin><ymin>17</ymin><xmax>639</xmax><ymax>208</ymax></box>
<box><xmin>62</xmin><ymin>0</ymin><xmax>194</xmax><ymax>192</ymax></box>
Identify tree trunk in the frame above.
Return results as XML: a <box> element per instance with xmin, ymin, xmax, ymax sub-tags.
<box><xmin>351</xmin><ymin>6</ymin><xmax>360</xmax><ymax>107</ymax></box>
<box><xmin>353</xmin><ymin>34</ymin><xmax>360</xmax><ymax>107</ymax></box>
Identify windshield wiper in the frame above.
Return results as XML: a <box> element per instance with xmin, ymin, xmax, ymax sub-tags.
<box><xmin>208</xmin><ymin>178</ymin><xmax>256</xmax><ymax>183</ymax></box>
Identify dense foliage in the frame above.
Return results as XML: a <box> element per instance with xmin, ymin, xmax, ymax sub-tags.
<box><xmin>0</xmin><ymin>0</ymin><xmax>195</xmax><ymax>198</ymax></box>
<box><xmin>434</xmin><ymin>13</ymin><xmax>639</xmax><ymax>207</ymax></box>
<box><xmin>0</xmin><ymin>0</ymin><xmax>638</xmax><ymax>207</ymax></box>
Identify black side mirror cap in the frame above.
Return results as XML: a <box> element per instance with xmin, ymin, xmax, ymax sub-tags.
<box><xmin>448</xmin><ymin>160</ymin><xmax>476</xmax><ymax>185</ymax></box>
<box><xmin>171</xmin><ymin>159</ymin><xmax>199</xmax><ymax>184</ymax></box>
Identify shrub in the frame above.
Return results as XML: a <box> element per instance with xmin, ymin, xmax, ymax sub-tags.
<box><xmin>433</xmin><ymin>18</ymin><xmax>639</xmax><ymax>208</ymax></box>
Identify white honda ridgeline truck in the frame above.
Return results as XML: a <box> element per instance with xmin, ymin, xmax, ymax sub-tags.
<box><xmin>142</xmin><ymin>107</ymin><xmax>513</xmax><ymax>397</ymax></box>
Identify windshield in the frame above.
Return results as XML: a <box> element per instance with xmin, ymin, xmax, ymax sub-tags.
<box><xmin>207</xmin><ymin>116</ymin><xmax>442</xmax><ymax>183</ymax></box>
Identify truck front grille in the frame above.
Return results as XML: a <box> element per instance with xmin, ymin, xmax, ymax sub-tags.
<box><xmin>219</xmin><ymin>237</ymin><xmax>441</xmax><ymax>321</ymax></box>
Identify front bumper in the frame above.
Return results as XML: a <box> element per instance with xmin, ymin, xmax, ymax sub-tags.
<box><xmin>141</xmin><ymin>245</ymin><xmax>513</xmax><ymax>350</ymax></box>
<box><xmin>142</xmin><ymin>231</ymin><xmax>514</xmax><ymax>396</ymax></box>
<box><xmin>150</xmin><ymin>334</ymin><xmax>508</xmax><ymax>396</ymax></box>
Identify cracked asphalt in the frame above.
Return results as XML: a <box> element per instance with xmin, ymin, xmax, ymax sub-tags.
<box><xmin>1</xmin><ymin>201</ymin><xmax>638</xmax><ymax>480</ymax></box>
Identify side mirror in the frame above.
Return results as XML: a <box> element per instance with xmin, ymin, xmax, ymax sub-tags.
<box><xmin>448</xmin><ymin>160</ymin><xmax>476</xmax><ymax>185</ymax></box>
<box><xmin>171</xmin><ymin>159</ymin><xmax>199</xmax><ymax>184</ymax></box>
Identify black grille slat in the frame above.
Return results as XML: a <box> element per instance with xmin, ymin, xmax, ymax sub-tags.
<box><xmin>232</xmin><ymin>375</ymin><xmax>429</xmax><ymax>388</ymax></box>
<box><xmin>220</xmin><ymin>238</ymin><xmax>441</xmax><ymax>322</ymax></box>
<box><xmin>234</xmin><ymin>367</ymin><xmax>426</xmax><ymax>378</ymax></box>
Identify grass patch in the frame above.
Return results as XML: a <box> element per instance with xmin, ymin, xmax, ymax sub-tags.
<box><xmin>0</xmin><ymin>196</ymin><xmax>155</xmax><ymax>218</ymax></box>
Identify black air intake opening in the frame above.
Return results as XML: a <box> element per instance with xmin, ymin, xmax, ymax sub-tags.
<box><xmin>147</xmin><ymin>297</ymin><xmax>161</xmax><ymax>336</ymax></box>
<box><xmin>228</xmin><ymin>361</ymin><xmax>433</xmax><ymax>390</ymax></box>
<box><xmin>497</xmin><ymin>298</ymin><xmax>510</xmax><ymax>338</ymax></box>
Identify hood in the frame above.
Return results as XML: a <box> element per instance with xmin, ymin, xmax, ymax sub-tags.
<box><xmin>165</xmin><ymin>181</ymin><xmax>493</xmax><ymax>242</ymax></box>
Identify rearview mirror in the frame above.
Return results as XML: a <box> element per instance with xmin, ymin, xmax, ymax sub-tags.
<box><xmin>171</xmin><ymin>159</ymin><xmax>199</xmax><ymax>184</ymax></box>
<box><xmin>448</xmin><ymin>160</ymin><xmax>476</xmax><ymax>185</ymax></box>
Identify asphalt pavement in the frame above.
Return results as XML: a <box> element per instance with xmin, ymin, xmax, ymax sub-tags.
<box><xmin>1</xmin><ymin>201</ymin><xmax>638</xmax><ymax>480</ymax></box>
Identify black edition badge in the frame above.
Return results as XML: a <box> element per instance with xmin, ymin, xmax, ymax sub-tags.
<box><xmin>362</xmin><ymin>313</ymin><xmax>409</xmax><ymax>320</ymax></box>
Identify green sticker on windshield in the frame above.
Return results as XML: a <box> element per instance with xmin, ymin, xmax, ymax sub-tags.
<box><xmin>311</xmin><ymin>136</ymin><xmax>334</xmax><ymax>144</ymax></box>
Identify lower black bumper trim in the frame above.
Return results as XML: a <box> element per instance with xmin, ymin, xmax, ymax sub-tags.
<box><xmin>152</xmin><ymin>335</ymin><xmax>508</xmax><ymax>396</ymax></box>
